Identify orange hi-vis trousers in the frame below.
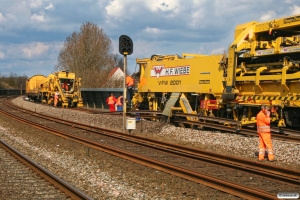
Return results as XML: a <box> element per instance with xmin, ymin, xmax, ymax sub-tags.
<box><xmin>258</xmin><ymin>132</ymin><xmax>274</xmax><ymax>161</ymax></box>
<box><xmin>54</xmin><ymin>96</ymin><xmax>58</xmax><ymax>106</ymax></box>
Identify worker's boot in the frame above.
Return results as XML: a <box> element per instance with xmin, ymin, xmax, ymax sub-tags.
<box><xmin>267</xmin><ymin>149</ymin><xmax>274</xmax><ymax>162</ymax></box>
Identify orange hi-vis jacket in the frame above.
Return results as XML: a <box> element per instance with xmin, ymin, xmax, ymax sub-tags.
<box><xmin>257</xmin><ymin>111</ymin><xmax>270</xmax><ymax>133</ymax></box>
<box><xmin>106</xmin><ymin>96</ymin><xmax>117</xmax><ymax>105</ymax></box>
<box><xmin>54</xmin><ymin>92</ymin><xmax>59</xmax><ymax>99</ymax></box>
<box><xmin>116</xmin><ymin>96</ymin><xmax>123</xmax><ymax>106</ymax></box>
<box><xmin>62</xmin><ymin>82</ymin><xmax>68</xmax><ymax>91</ymax></box>
<box><xmin>126</xmin><ymin>75</ymin><xmax>134</xmax><ymax>87</ymax></box>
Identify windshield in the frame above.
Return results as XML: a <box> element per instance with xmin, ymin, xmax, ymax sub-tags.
<box><xmin>60</xmin><ymin>78</ymin><xmax>74</xmax><ymax>91</ymax></box>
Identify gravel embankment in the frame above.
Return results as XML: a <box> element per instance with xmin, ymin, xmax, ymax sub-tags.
<box><xmin>0</xmin><ymin>96</ymin><xmax>299</xmax><ymax>199</ymax></box>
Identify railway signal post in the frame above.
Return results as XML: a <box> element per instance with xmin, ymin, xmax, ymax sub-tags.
<box><xmin>119</xmin><ymin>35</ymin><xmax>133</xmax><ymax>132</ymax></box>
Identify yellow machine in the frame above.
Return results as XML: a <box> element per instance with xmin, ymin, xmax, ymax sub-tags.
<box><xmin>26</xmin><ymin>70</ymin><xmax>83</xmax><ymax>107</ymax></box>
<box><xmin>133</xmin><ymin>14</ymin><xmax>300</xmax><ymax>128</ymax></box>
<box><xmin>26</xmin><ymin>74</ymin><xmax>47</xmax><ymax>101</ymax></box>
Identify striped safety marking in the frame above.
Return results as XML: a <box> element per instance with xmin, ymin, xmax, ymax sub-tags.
<box><xmin>237</xmin><ymin>96</ymin><xmax>300</xmax><ymax>101</ymax></box>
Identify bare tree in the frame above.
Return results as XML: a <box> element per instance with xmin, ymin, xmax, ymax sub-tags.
<box><xmin>56</xmin><ymin>22</ymin><xmax>117</xmax><ymax>87</ymax></box>
<box><xmin>113</xmin><ymin>54</ymin><xmax>124</xmax><ymax>69</ymax></box>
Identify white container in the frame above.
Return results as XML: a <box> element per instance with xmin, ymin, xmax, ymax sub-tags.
<box><xmin>126</xmin><ymin>118</ymin><xmax>136</xmax><ymax>129</ymax></box>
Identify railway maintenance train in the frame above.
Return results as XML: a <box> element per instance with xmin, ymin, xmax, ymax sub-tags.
<box><xmin>26</xmin><ymin>70</ymin><xmax>83</xmax><ymax>108</ymax></box>
<box><xmin>132</xmin><ymin>14</ymin><xmax>300</xmax><ymax>128</ymax></box>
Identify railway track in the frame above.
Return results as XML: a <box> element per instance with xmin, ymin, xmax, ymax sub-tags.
<box><xmin>25</xmin><ymin>98</ymin><xmax>162</xmax><ymax>120</ymax></box>
<box><xmin>0</xmin><ymin>139</ymin><xmax>91</xmax><ymax>200</ymax></box>
<box><xmin>27</xmin><ymin>98</ymin><xmax>300</xmax><ymax>138</ymax></box>
<box><xmin>70</xmin><ymin>104</ymin><xmax>300</xmax><ymax>140</ymax></box>
<box><xmin>1</xmin><ymin>99</ymin><xmax>300</xmax><ymax>199</ymax></box>
<box><xmin>172</xmin><ymin>113</ymin><xmax>300</xmax><ymax>143</ymax></box>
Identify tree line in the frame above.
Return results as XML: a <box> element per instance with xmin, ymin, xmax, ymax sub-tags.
<box><xmin>0</xmin><ymin>72</ymin><xmax>27</xmax><ymax>89</ymax></box>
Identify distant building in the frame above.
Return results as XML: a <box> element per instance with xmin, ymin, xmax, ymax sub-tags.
<box><xmin>101</xmin><ymin>67</ymin><xmax>124</xmax><ymax>88</ymax></box>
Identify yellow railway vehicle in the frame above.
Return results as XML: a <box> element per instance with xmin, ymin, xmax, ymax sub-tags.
<box><xmin>26</xmin><ymin>74</ymin><xmax>47</xmax><ymax>101</ymax></box>
<box><xmin>133</xmin><ymin>14</ymin><xmax>300</xmax><ymax>128</ymax></box>
<box><xmin>26</xmin><ymin>70</ymin><xmax>83</xmax><ymax>108</ymax></box>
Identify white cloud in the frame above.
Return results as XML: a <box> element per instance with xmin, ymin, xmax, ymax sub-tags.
<box><xmin>189</xmin><ymin>9</ymin><xmax>205</xmax><ymax>27</ymax></box>
<box><xmin>22</xmin><ymin>42</ymin><xmax>49</xmax><ymax>58</ymax></box>
<box><xmin>0</xmin><ymin>51</ymin><xmax>4</xmax><ymax>59</ymax></box>
<box><xmin>192</xmin><ymin>0</ymin><xmax>207</xmax><ymax>5</ymax></box>
<box><xmin>0</xmin><ymin>41</ymin><xmax>61</xmax><ymax>76</ymax></box>
<box><xmin>291</xmin><ymin>5</ymin><xmax>300</xmax><ymax>15</ymax></box>
<box><xmin>144</xmin><ymin>0</ymin><xmax>180</xmax><ymax>12</ymax></box>
<box><xmin>30</xmin><ymin>0</ymin><xmax>43</xmax><ymax>9</ymax></box>
<box><xmin>260</xmin><ymin>11</ymin><xmax>276</xmax><ymax>21</ymax></box>
<box><xmin>0</xmin><ymin>1</ymin><xmax>54</xmax><ymax>31</ymax></box>
<box><xmin>105</xmin><ymin>0</ymin><xmax>126</xmax><ymax>18</ymax></box>
<box><xmin>45</xmin><ymin>3</ymin><xmax>53</xmax><ymax>10</ymax></box>
<box><xmin>0</xmin><ymin>13</ymin><xmax>6</xmax><ymax>22</ymax></box>
<box><xmin>144</xmin><ymin>27</ymin><xmax>164</xmax><ymax>34</ymax></box>
<box><xmin>213</xmin><ymin>1</ymin><xmax>249</xmax><ymax>17</ymax></box>
<box><xmin>105</xmin><ymin>0</ymin><xmax>180</xmax><ymax>19</ymax></box>
<box><xmin>0</xmin><ymin>3</ymin><xmax>32</xmax><ymax>30</ymax></box>
<box><xmin>31</xmin><ymin>13</ymin><xmax>45</xmax><ymax>22</ymax></box>
<box><xmin>211</xmin><ymin>47</ymin><xmax>226</xmax><ymax>55</ymax></box>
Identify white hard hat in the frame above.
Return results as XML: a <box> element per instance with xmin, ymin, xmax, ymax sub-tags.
<box><xmin>261</xmin><ymin>105</ymin><xmax>270</xmax><ymax>110</ymax></box>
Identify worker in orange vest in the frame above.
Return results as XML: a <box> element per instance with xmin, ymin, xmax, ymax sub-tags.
<box><xmin>126</xmin><ymin>74</ymin><xmax>134</xmax><ymax>100</ymax></box>
<box><xmin>62</xmin><ymin>80</ymin><xmax>69</xmax><ymax>91</ymax></box>
<box><xmin>116</xmin><ymin>96</ymin><xmax>123</xmax><ymax>111</ymax></box>
<box><xmin>256</xmin><ymin>105</ymin><xmax>274</xmax><ymax>162</ymax></box>
<box><xmin>54</xmin><ymin>91</ymin><xmax>59</xmax><ymax>107</ymax></box>
<box><xmin>106</xmin><ymin>93</ymin><xmax>117</xmax><ymax>112</ymax></box>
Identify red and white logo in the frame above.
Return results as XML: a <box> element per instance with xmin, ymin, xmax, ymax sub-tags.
<box><xmin>150</xmin><ymin>65</ymin><xmax>190</xmax><ymax>79</ymax></box>
<box><xmin>153</xmin><ymin>65</ymin><xmax>163</xmax><ymax>78</ymax></box>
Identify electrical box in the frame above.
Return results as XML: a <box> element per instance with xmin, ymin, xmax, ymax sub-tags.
<box><xmin>126</xmin><ymin>118</ymin><xmax>136</xmax><ymax>130</ymax></box>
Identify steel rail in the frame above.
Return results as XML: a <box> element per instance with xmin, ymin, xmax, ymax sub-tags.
<box><xmin>172</xmin><ymin>117</ymin><xmax>300</xmax><ymax>143</ymax></box>
<box><xmin>272</xmin><ymin>127</ymin><xmax>300</xmax><ymax>136</ymax></box>
<box><xmin>173</xmin><ymin>113</ymin><xmax>239</xmax><ymax>125</ymax></box>
<box><xmin>66</xmin><ymin>107</ymin><xmax>162</xmax><ymax>120</ymax></box>
<box><xmin>0</xmin><ymin>139</ymin><xmax>92</xmax><ymax>200</ymax></box>
<box><xmin>173</xmin><ymin>112</ymin><xmax>300</xmax><ymax>135</ymax></box>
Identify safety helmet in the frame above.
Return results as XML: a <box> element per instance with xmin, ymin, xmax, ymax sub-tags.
<box><xmin>261</xmin><ymin>105</ymin><xmax>270</xmax><ymax>110</ymax></box>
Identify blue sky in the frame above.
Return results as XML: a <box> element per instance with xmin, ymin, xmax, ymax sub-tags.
<box><xmin>0</xmin><ymin>0</ymin><xmax>299</xmax><ymax>78</ymax></box>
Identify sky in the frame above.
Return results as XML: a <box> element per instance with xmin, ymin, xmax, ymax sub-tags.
<box><xmin>0</xmin><ymin>0</ymin><xmax>300</xmax><ymax>78</ymax></box>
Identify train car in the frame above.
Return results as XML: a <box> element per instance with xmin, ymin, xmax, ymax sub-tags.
<box><xmin>26</xmin><ymin>70</ymin><xmax>83</xmax><ymax>108</ymax></box>
<box><xmin>26</xmin><ymin>74</ymin><xmax>47</xmax><ymax>101</ymax></box>
<box><xmin>132</xmin><ymin>14</ymin><xmax>300</xmax><ymax>128</ymax></box>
